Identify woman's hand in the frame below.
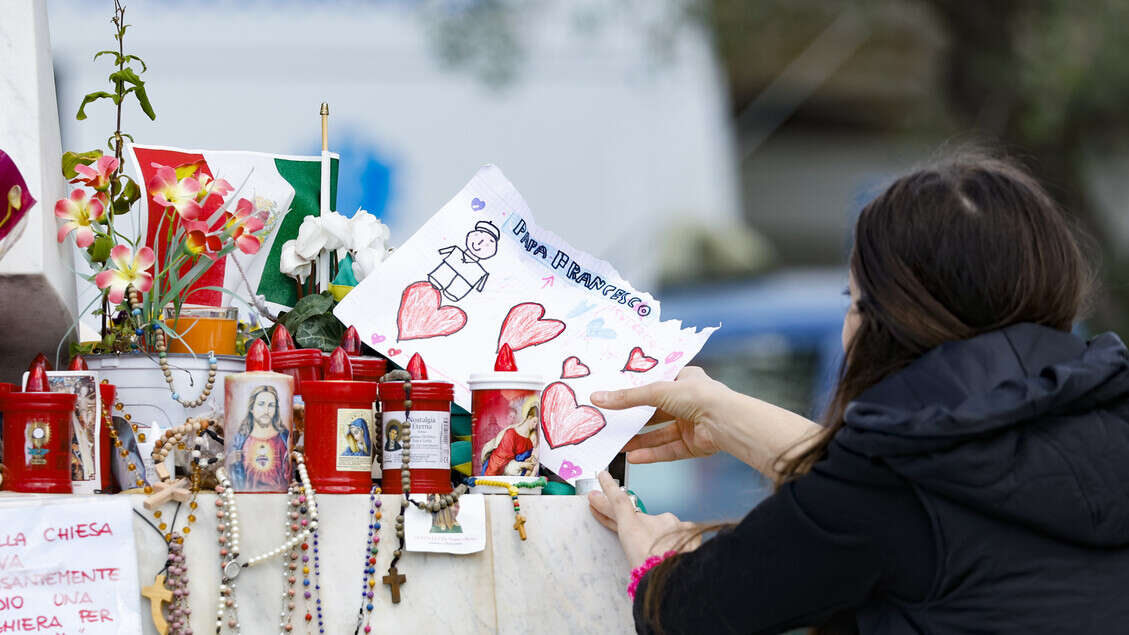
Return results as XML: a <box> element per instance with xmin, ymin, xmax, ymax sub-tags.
<box><xmin>588</xmin><ymin>470</ymin><xmax>700</xmax><ymax>568</ymax></box>
<box><xmin>592</xmin><ymin>366</ymin><xmax>726</xmax><ymax>464</ymax></box>
<box><xmin>593</xmin><ymin>366</ymin><xmax>824</xmax><ymax>480</ymax></box>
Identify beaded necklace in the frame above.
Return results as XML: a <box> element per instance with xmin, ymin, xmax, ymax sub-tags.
<box><xmin>379</xmin><ymin>371</ymin><xmax>542</xmax><ymax>604</ymax></box>
<box><xmin>354</xmin><ymin>486</ymin><xmax>382</xmax><ymax>634</ymax></box>
<box><xmin>127</xmin><ymin>286</ymin><xmax>218</xmax><ymax>408</ymax></box>
<box><xmin>139</xmin><ymin>416</ymin><xmax>216</xmax><ymax>635</ymax></box>
<box><xmin>214</xmin><ymin>451</ymin><xmax>319</xmax><ymax>634</ymax></box>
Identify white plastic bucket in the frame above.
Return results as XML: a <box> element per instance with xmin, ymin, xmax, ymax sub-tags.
<box><xmin>85</xmin><ymin>353</ymin><xmax>245</xmax><ymax>428</ymax></box>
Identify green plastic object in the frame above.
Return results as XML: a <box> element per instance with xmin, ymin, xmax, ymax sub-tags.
<box><xmin>331</xmin><ymin>253</ymin><xmax>359</xmax><ymax>286</ymax></box>
<box><xmin>626</xmin><ymin>489</ymin><xmax>647</xmax><ymax>513</ymax></box>
<box><xmin>541</xmin><ymin>481</ymin><xmax>576</xmax><ymax>496</ymax></box>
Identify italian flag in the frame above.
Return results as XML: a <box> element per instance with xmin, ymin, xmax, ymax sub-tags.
<box><xmin>126</xmin><ymin>144</ymin><xmax>339</xmax><ymax>312</ymax></box>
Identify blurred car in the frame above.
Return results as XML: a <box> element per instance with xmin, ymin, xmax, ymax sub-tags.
<box><xmin>628</xmin><ymin>268</ymin><xmax>848</xmax><ymax>522</ymax></box>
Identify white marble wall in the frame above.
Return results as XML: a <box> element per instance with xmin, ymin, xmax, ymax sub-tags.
<box><xmin>0</xmin><ymin>0</ymin><xmax>77</xmax><ymax>381</ymax></box>
<box><xmin>125</xmin><ymin>494</ymin><xmax>632</xmax><ymax>634</ymax></box>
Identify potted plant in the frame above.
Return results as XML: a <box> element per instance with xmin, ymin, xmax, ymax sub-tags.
<box><xmin>54</xmin><ymin>2</ymin><xmax>266</xmax><ymax>425</ymax></box>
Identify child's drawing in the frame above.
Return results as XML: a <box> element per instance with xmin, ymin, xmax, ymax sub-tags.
<box><xmin>540</xmin><ymin>382</ymin><xmax>607</xmax><ymax>449</ymax></box>
<box><xmin>622</xmin><ymin>346</ymin><xmax>659</xmax><ymax>373</ymax></box>
<box><xmin>396</xmin><ymin>281</ymin><xmax>468</xmax><ymax>341</ymax></box>
<box><xmin>497</xmin><ymin>302</ymin><xmax>566</xmax><ymax>352</ymax></box>
<box><xmin>427</xmin><ymin>220</ymin><xmax>500</xmax><ymax>301</ymax></box>
<box><xmin>561</xmin><ymin>356</ymin><xmax>591</xmax><ymax>379</ymax></box>
<box><xmin>335</xmin><ymin>166</ymin><xmax>716</xmax><ymax>484</ymax></box>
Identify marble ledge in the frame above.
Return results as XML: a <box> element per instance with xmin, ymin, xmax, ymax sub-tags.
<box><xmin>0</xmin><ymin>493</ymin><xmax>634</xmax><ymax>634</ymax></box>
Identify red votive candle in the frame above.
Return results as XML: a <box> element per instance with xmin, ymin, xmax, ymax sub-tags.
<box><xmin>269</xmin><ymin>325</ymin><xmax>324</xmax><ymax>397</ymax></box>
<box><xmin>379</xmin><ymin>353</ymin><xmax>454</xmax><ymax>494</ymax></box>
<box><xmin>303</xmin><ymin>347</ymin><xmax>378</xmax><ymax>493</ymax></box>
<box><xmin>98</xmin><ymin>383</ymin><xmax>116</xmax><ymax>492</ymax></box>
<box><xmin>0</xmin><ymin>363</ymin><xmax>76</xmax><ymax>493</ymax></box>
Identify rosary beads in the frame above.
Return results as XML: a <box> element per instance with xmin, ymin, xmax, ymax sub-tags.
<box><xmin>355</xmin><ymin>486</ymin><xmax>383</xmax><ymax>634</ymax></box>
<box><xmin>215</xmin><ymin>452</ymin><xmax>319</xmax><ymax>634</ymax></box>
<box><xmin>127</xmin><ymin>286</ymin><xmax>218</xmax><ymax>408</ymax></box>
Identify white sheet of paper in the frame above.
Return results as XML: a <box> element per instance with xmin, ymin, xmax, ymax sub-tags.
<box><xmin>404</xmin><ymin>493</ymin><xmax>486</xmax><ymax>554</ymax></box>
<box><xmin>335</xmin><ymin>166</ymin><xmax>716</xmax><ymax>483</ymax></box>
<box><xmin>0</xmin><ymin>497</ymin><xmax>142</xmax><ymax>633</ymax></box>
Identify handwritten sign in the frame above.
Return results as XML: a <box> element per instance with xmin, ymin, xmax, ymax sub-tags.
<box><xmin>335</xmin><ymin>166</ymin><xmax>716</xmax><ymax>483</ymax></box>
<box><xmin>0</xmin><ymin>497</ymin><xmax>142</xmax><ymax>634</ymax></box>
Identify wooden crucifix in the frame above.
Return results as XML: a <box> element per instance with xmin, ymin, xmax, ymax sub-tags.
<box><xmin>141</xmin><ymin>573</ymin><xmax>173</xmax><ymax>634</ymax></box>
<box><xmin>513</xmin><ymin>514</ymin><xmax>528</xmax><ymax>541</ymax></box>
<box><xmin>143</xmin><ymin>478</ymin><xmax>191</xmax><ymax>511</ymax></box>
<box><xmin>382</xmin><ymin>566</ymin><xmax>406</xmax><ymax>604</ymax></box>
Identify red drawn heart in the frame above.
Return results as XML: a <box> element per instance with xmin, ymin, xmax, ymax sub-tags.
<box><xmin>561</xmin><ymin>356</ymin><xmax>590</xmax><ymax>379</ymax></box>
<box><xmin>387</xmin><ymin>348</ymin><xmax>402</xmax><ymax>356</ymax></box>
<box><xmin>397</xmin><ymin>281</ymin><xmax>467</xmax><ymax>341</ymax></box>
<box><xmin>540</xmin><ymin>382</ymin><xmax>606</xmax><ymax>449</ymax></box>
<box><xmin>622</xmin><ymin>346</ymin><xmax>658</xmax><ymax>373</ymax></box>
<box><xmin>497</xmin><ymin>302</ymin><xmax>565</xmax><ymax>352</ymax></box>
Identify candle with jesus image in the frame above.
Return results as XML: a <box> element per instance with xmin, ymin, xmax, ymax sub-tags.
<box><xmin>223</xmin><ymin>340</ymin><xmax>295</xmax><ymax>493</ymax></box>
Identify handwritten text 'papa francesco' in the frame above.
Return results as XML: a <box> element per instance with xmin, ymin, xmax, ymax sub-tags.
<box><xmin>505</xmin><ymin>216</ymin><xmax>652</xmax><ymax>318</ymax></box>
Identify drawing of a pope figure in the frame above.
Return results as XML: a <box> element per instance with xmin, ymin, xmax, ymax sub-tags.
<box><xmin>427</xmin><ymin>221</ymin><xmax>499</xmax><ymax>302</ymax></box>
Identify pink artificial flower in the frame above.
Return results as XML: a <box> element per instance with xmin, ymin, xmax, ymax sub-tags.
<box><xmin>54</xmin><ymin>189</ymin><xmax>107</xmax><ymax>248</ymax></box>
<box><xmin>147</xmin><ymin>164</ymin><xmax>203</xmax><ymax>221</ymax></box>
<box><xmin>224</xmin><ymin>198</ymin><xmax>266</xmax><ymax>255</ymax></box>
<box><xmin>197</xmin><ymin>173</ymin><xmax>234</xmax><ymax>217</ymax></box>
<box><xmin>183</xmin><ymin>220</ymin><xmax>223</xmax><ymax>258</ymax></box>
<box><xmin>94</xmin><ymin>244</ymin><xmax>155</xmax><ymax>304</ymax></box>
<box><xmin>71</xmin><ymin>155</ymin><xmax>119</xmax><ymax>191</ymax></box>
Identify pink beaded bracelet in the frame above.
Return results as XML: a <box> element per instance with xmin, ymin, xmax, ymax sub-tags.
<box><xmin>627</xmin><ymin>551</ymin><xmax>679</xmax><ymax>600</ymax></box>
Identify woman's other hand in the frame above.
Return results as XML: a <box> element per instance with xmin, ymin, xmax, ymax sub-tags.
<box><xmin>592</xmin><ymin>366</ymin><xmax>725</xmax><ymax>465</ymax></box>
<box><xmin>588</xmin><ymin>470</ymin><xmax>699</xmax><ymax>568</ymax></box>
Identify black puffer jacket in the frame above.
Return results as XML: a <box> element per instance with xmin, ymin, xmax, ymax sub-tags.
<box><xmin>634</xmin><ymin>323</ymin><xmax>1129</xmax><ymax>634</ymax></box>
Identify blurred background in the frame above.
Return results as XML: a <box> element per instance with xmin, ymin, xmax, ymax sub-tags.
<box><xmin>44</xmin><ymin>0</ymin><xmax>1129</xmax><ymax>522</ymax></box>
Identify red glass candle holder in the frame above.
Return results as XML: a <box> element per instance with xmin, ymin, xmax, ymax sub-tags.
<box><xmin>303</xmin><ymin>349</ymin><xmax>378</xmax><ymax>493</ymax></box>
<box><xmin>378</xmin><ymin>380</ymin><xmax>454</xmax><ymax>494</ymax></box>
<box><xmin>98</xmin><ymin>383</ymin><xmax>116</xmax><ymax>492</ymax></box>
<box><xmin>0</xmin><ymin>390</ymin><xmax>77</xmax><ymax>493</ymax></box>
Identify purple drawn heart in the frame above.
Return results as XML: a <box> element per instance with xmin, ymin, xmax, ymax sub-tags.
<box><xmin>371</xmin><ymin>333</ymin><xmax>387</xmax><ymax>345</ymax></box>
<box><xmin>558</xmin><ymin>460</ymin><xmax>582</xmax><ymax>480</ymax></box>
<box><xmin>664</xmin><ymin>351</ymin><xmax>683</xmax><ymax>364</ymax></box>
<box><xmin>471</xmin><ymin>198</ymin><xmax>486</xmax><ymax>211</ymax></box>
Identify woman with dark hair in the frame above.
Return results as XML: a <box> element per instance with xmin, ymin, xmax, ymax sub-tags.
<box><xmin>588</xmin><ymin>156</ymin><xmax>1129</xmax><ymax>634</ymax></box>
<box><xmin>230</xmin><ymin>385</ymin><xmax>289</xmax><ymax>490</ymax></box>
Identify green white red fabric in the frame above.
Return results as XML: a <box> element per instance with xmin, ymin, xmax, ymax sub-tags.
<box><xmin>127</xmin><ymin>144</ymin><xmax>339</xmax><ymax>312</ymax></box>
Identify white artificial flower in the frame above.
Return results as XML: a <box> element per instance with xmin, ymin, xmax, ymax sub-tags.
<box><xmin>294</xmin><ymin>214</ymin><xmax>328</xmax><ymax>260</ymax></box>
<box><xmin>319</xmin><ymin>210</ymin><xmax>351</xmax><ymax>259</ymax></box>
<box><xmin>280</xmin><ymin>239</ymin><xmax>312</xmax><ymax>282</ymax></box>
<box><xmin>349</xmin><ymin>210</ymin><xmax>391</xmax><ymax>253</ymax></box>
<box><xmin>352</xmin><ymin>246</ymin><xmax>388</xmax><ymax>282</ymax></box>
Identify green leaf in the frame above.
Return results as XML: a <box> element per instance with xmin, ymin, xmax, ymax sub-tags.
<box><xmin>282</xmin><ymin>293</ymin><xmax>335</xmax><ymax>331</ymax></box>
<box><xmin>294</xmin><ymin>313</ymin><xmax>345</xmax><ymax>352</ymax></box>
<box><xmin>86</xmin><ymin>235</ymin><xmax>114</xmax><ymax>264</ymax></box>
<box><xmin>76</xmin><ymin>91</ymin><xmax>115</xmax><ymax>120</ymax></box>
<box><xmin>137</xmin><ymin>79</ymin><xmax>157</xmax><ymax>116</ymax></box>
<box><xmin>61</xmin><ymin>150</ymin><xmax>102</xmax><ymax>179</ymax></box>
<box><xmin>93</xmin><ymin>50</ymin><xmax>121</xmax><ymax>65</ymax></box>
<box><xmin>124</xmin><ymin>55</ymin><xmax>148</xmax><ymax>73</ymax></box>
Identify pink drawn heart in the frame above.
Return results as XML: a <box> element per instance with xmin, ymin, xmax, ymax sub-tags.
<box><xmin>557</xmin><ymin>460</ymin><xmax>582</xmax><ymax>480</ymax></box>
<box><xmin>561</xmin><ymin>356</ymin><xmax>590</xmax><ymax>379</ymax></box>
<box><xmin>397</xmin><ymin>281</ymin><xmax>468</xmax><ymax>341</ymax></box>
<box><xmin>497</xmin><ymin>302</ymin><xmax>565</xmax><ymax>352</ymax></box>
<box><xmin>371</xmin><ymin>333</ymin><xmax>387</xmax><ymax>345</ymax></box>
<box><xmin>664</xmin><ymin>351</ymin><xmax>683</xmax><ymax>364</ymax></box>
<box><xmin>622</xmin><ymin>346</ymin><xmax>658</xmax><ymax>373</ymax></box>
<box><xmin>387</xmin><ymin>348</ymin><xmax>402</xmax><ymax>356</ymax></box>
<box><xmin>540</xmin><ymin>382</ymin><xmax>607</xmax><ymax>449</ymax></box>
